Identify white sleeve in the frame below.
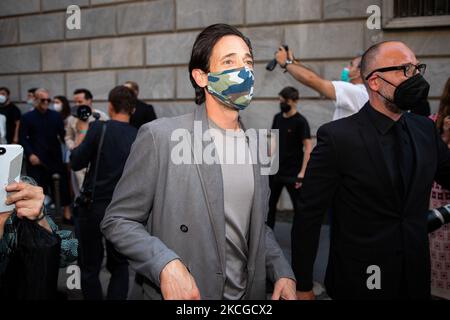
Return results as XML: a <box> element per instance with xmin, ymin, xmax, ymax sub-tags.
<box><xmin>332</xmin><ymin>81</ymin><xmax>369</xmax><ymax>114</ymax></box>
<box><xmin>0</xmin><ymin>115</ymin><xmax>6</xmax><ymax>144</ymax></box>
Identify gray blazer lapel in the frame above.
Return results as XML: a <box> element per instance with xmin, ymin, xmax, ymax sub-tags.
<box><xmin>190</xmin><ymin>106</ymin><xmax>226</xmax><ymax>275</ymax></box>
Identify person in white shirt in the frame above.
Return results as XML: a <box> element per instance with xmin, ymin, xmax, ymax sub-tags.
<box><xmin>275</xmin><ymin>47</ymin><xmax>368</xmax><ymax>121</ymax></box>
<box><xmin>0</xmin><ymin>114</ymin><xmax>6</xmax><ymax>144</ymax></box>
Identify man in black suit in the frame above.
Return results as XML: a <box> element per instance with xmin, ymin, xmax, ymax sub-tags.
<box><xmin>123</xmin><ymin>81</ymin><xmax>157</xmax><ymax>129</ymax></box>
<box><xmin>292</xmin><ymin>41</ymin><xmax>450</xmax><ymax>300</ymax></box>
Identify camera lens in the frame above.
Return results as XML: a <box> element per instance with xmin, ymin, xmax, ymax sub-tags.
<box><xmin>0</xmin><ymin>147</ymin><xmax>5</xmax><ymax>155</ymax></box>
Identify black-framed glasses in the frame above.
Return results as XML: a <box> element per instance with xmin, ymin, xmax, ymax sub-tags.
<box><xmin>365</xmin><ymin>63</ymin><xmax>427</xmax><ymax>80</ymax></box>
<box><xmin>39</xmin><ymin>98</ymin><xmax>51</xmax><ymax>103</ymax></box>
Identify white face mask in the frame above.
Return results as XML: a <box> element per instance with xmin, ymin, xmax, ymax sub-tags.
<box><xmin>0</xmin><ymin>95</ymin><xmax>6</xmax><ymax>104</ymax></box>
<box><xmin>27</xmin><ymin>99</ymin><xmax>34</xmax><ymax>106</ymax></box>
<box><xmin>53</xmin><ymin>103</ymin><xmax>63</xmax><ymax>112</ymax></box>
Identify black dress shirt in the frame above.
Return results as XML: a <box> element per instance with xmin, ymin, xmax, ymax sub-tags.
<box><xmin>366</xmin><ymin>106</ymin><xmax>414</xmax><ymax>198</ymax></box>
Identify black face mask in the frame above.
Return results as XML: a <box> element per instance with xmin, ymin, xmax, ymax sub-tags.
<box><xmin>377</xmin><ymin>73</ymin><xmax>430</xmax><ymax>111</ymax></box>
<box><xmin>280</xmin><ymin>102</ymin><xmax>291</xmax><ymax>113</ymax></box>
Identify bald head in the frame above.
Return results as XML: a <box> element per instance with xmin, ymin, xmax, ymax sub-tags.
<box><xmin>34</xmin><ymin>88</ymin><xmax>50</xmax><ymax>112</ymax></box>
<box><xmin>361</xmin><ymin>41</ymin><xmax>417</xmax><ymax>88</ymax></box>
<box><xmin>35</xmin><ymin>88</ymin><xmax>49</xmax><ymax>97</ymax></box>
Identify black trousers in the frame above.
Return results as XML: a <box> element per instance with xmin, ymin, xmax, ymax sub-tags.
<box><xmin>26</xmin><ymin>163</ymin><xmax>71</xmax><ymax>207</ymax></box>
<box><xmin>75</xmin><ymin>200</ymin><xmax>129</xmax><ymax>300</ymax></box>
<box><xmin>268</xmin><ymin>175</ymin><xmax>300</xmax><ymax>229</ymax></box>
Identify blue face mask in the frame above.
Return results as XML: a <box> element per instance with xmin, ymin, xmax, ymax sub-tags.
<box><xmin>207</xmin><ymin>66</ymin><xmax>255</xmax><ymax>111</ymax></box>
<box><xmin>341</xmin><ymin>67</ymin><xmax>350</xmax><ymax>82</ymax></box>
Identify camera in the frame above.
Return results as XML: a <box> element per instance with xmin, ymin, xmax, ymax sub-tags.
<box><xmin>74</xmin><ymin>189</ymin><xmax>93</xmax><ymax>209</ymax></box>
<box><xmin>428</xmin><ymin>204</ymin><xmax>450</xmax><ymax>233</ymax></box>
<box><xmin>0</xmin><ymin>147</ymin><xmax>5</xmax><ymax>155</ymax></box>
<box><xmin>266</xmin><ymin>45</ymin><xmax>289</xmax><ymax>71</ymax></box>
<box><xmin>75</xmin><ymin>105</ymin><xmax>92</xmax><ymax>121</ymax></box>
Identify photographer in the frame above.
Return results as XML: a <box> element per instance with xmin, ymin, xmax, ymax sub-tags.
<box><xmin>70</xmin><ymin>86</ymin><xmax>138</xmax><ymax>300</ymax></box>
<box><xmin>65</xmin><ymin>89</ymin><xmax>109</xmax><ymax>151</ymax></box>
<box><xmin>65</xmin><ymin>89</ymin><xmax>108</xmax><ymax>199</ymax></box>
<box><xmin>275</xmin><ymin>47</ymin><xmax>368</xmax><ymax>121</ymax></box>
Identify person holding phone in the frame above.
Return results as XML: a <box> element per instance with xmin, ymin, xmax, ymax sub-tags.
<box><xmin>0</xmin><ymin>176</ymin><xmax>78</xmax><ymax>297</ymax></box>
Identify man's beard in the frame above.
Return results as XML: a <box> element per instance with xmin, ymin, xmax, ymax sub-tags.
<box><xmin>385</xmin><ymin>99</ymin><xmax>402</xmax><ymax>114</ymax></box>
<box><xmin>379</xmin><ymin>88</ymin><xmax>402</xmax><ymax>114</ymax></box>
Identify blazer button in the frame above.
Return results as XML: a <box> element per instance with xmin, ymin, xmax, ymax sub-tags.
<box><xmin>180</xmin><ymin>225</ymin><xmax>188</xmax><ymax>233</ymax></box>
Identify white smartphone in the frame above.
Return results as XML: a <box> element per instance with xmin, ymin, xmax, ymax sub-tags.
<box><xmin>0</xmin><ymin>145</ymin><xmax>23</xmax><ymax>213</ymax></box>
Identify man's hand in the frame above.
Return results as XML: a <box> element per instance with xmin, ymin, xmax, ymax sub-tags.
<box><xmin>271</xmin><ymin>278</ymin><xmax>297</xmax><ymax>300</ymax></box>
<box><xmin>275</xmin><ymin>46</ymin><xmax>295</xmax><ymax>67</ymax></box>
<box><xmin>5</xmin><ymin>182</ymin><xmax>45</xmax><ymax>220</ymax></box>
<box><xmin>296</xmin><ymin>290</ymin><xmax>315</xmax><ymax>300</ymax></box>
<box><xmin>29</xmin><ymin>154</ymin><xmax>41</xmax><ymax>166</ymax></box>
<box><xmin>295</xmin><ymin>175</ymin><xmax>303</xmax><ymax>189</ymax></box>
<box><xmin>160</xmin><ymin>259</ymin><xmax>201</xmax><ymax>300</ymax></box>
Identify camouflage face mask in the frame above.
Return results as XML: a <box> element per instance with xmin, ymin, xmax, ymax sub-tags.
<box><xmin>207</xmin><ymin>66</ymin><xmax>255</xmax><ymax>111</ymax></box>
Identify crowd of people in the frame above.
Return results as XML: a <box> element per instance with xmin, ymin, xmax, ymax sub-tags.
<box><xmin>0</xmin><ymin>23</ymin><xmax>450</xmax><ymax>300</ymax></box>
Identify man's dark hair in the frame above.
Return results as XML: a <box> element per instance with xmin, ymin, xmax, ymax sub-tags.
<box><xmin>0</xmin><ymin>87</ymin><xmax>10</xmax><ymax>96</ymax></box>
<box><xmin>73</xmin><ymin>88</ymin><xmax>93</xmax><ymax>100</ymax></box>
<box><xmin>28</xmin><ymin>88</ymin><xmax>37</xmax><ymax>94</ymax></box>
<box><xmin>108</xmin><ymin>85</ymin><xmax>136</xmax><ymax>115</ymax></box>
<box><xmin>188</xmin><ymin>23</ymin><xmax>253</xmax><ymax>105</ymax></box>
<box><xmin>278</xmin><ymin>86</ymin><xmax>299</xmax><ymax>101</ymax></box>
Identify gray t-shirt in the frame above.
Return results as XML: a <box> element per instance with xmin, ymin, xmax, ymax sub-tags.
<box><xmin>208</xmin><ymin>119</ymin><xmax>254</xmax><ymax>300</ymax></box>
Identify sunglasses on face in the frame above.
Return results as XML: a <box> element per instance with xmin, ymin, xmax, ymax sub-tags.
<box><xmin>365</xmin><ymin>63</ymin><xmax>427</xmax><ymax>80</ymax></box>
<box><xmin>39</xmin><ymin>98</ymin><xmax>51</xmax><ymax>103</ymax></box>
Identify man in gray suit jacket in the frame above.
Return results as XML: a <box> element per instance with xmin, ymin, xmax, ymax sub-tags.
<box><xmin>101</xmin><ymin>24</ymin><xmax>296</xmax><ymax>300</ymax></box>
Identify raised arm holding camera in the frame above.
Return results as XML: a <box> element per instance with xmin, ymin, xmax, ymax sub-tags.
<box><xmin>275</xmin><ymin>46</ymin><xmax>368</xmax><ymax>121</ymax></box>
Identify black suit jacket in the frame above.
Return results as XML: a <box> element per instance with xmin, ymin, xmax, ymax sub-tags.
<box><xmin>130</xmin><ymin>99</ymin><xmax>157</xmax><ymax>130</ymax></box>
<box><xmin>292</xmin><ymin>103</ymin><xmax>450</xmax><ymax>300</ymax></box>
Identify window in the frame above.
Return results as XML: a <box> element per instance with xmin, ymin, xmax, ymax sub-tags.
<box><xmin>383</xmin><ymin>0</ymin><xmax>450</xmax><ymax>28</ymax></box>
<box><xmin>395</xmin><ymin>0</ymin><xmax>450</xmax><ymax>17</ymax></box>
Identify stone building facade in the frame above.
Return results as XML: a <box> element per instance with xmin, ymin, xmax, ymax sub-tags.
<box><xmin>0</xmin><ymin>0</ymin><xmax>449</xmax><ymax>208</ymax></box>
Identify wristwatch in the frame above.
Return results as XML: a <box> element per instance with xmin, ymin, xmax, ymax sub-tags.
<box><xmin>34</xmin><ymin>206</ymin><xmax>46</xmax><ymax>222</ymax></box>
<box><xmin>283</xmin><ymin>59</ymin><xmax>293</xmax><ymax>69</ymax></box>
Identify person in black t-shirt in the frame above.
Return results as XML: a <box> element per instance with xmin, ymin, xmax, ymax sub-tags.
<box><xmin>70</xmin><ymin>86</ymin><xmax>138</xmax><ymax>300</ymax></box>
<box><xmin>123</xmin><ymin>80</ymin><xmax>157</xmax><ymax>130</ymax></box>
<box><xmin>0</xmin><ymin>87</ymin><xmax>21</xmax><ymax>144</ymax></box>
<box><xmin>268</xmin><ymin>86</ymin><xmax>312</xmax><ymax>229</ymax></box>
